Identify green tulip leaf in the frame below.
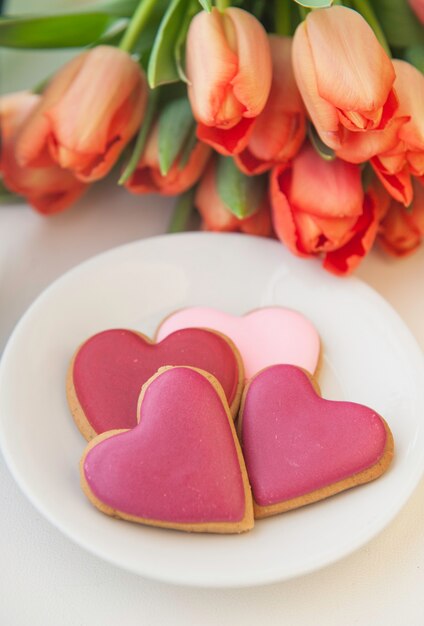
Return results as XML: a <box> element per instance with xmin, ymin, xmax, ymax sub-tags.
<box><xmin>168</xmin><ymin>187</ymin><xmax>196</xmax><ymax>233</ymax></box>
<box><xmin>0</xmin><ymin>14</ymin><xmax>116</xmax><ymax>48</ymax></box>
<box><xmin>118</xmin><ymin>88</ymin><xmax>159</xmax><ymax>185</ymax></box>
<box><xmin>292</xmin><ymin>0</ymin><xmax>332</xmax><ymax>8</ymax></box>
<box><xmin>158</xmin><ymin>98</ymin><xmax>196</xmax><ymax>175</ymax></box>
<box><xmin>147</xmin><ymin>0</ymin><xmax>192</xmax><ymax>88</ymax></box>
<box><xmin>197</xmin><ymin>0</ymin><xmax>212</xmax><ymax>10</ymax></box>
<box><xmin>216</xmin><ymin>157</ymin><xmax>266</xmax><ymax>220</ymax></box>
<box><xmin>404</xmin><ymin>45</ymin><xmax>424</xmax><ymax>74</ymax></box>
<box><xmin>370</xmin><ymin>0</ymin><xmax>424</xmax><ymax>48</ymax></box>
<box><xmin>175</xmin><ymin>0</ymin><xmax>199</xmax><ymax>83</ymax></box>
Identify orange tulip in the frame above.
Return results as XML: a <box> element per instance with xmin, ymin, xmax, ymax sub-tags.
<box><xmin>15</xmin><ymin>46</ymin><xmax>147</xmax><ymax>182</ymax></box>
<box><xmin>235</xmin><ymin>35</ymin><xmax>306</xmax><ymax>175</ymax></box>
<box><xmin>379</xmin><ymin>179</ymin><xmax>424</xmax><ymax>256</ymax></box>
<box><xmin>195</xmin><ymin>160</ymin><xmax>272</xmax><ymax>236</ymax></box>
<box><xmin>186</xmin><ymin>7</ymin><xmax>272</xmax><ymax>155</ymax></box>
<box><xmin>124</xmin><ymin>122</ymin><xmax>211</xmax><ymax>195</ymax></box>
<box><xmin>371</xmin><ymin>60</ymin><xmax>424</xmax><ymax>206</ymax></box>
<box><xmin>0</xmin><ymin>92</ymin><xmax>86</xmax><ymax>214</ymax></box>
<box><xmin>270</xmin><ymin>143</ymin><xmax>383</xmax><ymax>274</ymax></box>
<box><xmin>292</xmin><ymin>6</ymin><xmax>397</xmax><ymax>150</ymax></box>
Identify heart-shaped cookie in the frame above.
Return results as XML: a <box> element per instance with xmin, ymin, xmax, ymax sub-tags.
<box><xmin>156</xmin><ymin>307</ymin><xmax>320</xmax><ymax>379</ymax></box>
<box><xmin>238</xmin><ymin>365</ymin><xmax>394</xmax><ymax>518</ymax></box>
<box><xmin>81</xmin><ymin>366</ymin><xmax>254</xmax><ymax>533</ymax></box>
<box><xmin>67</xmin><ymin>327</ymin><xmax>244</xmax><ymax>440</ymax></box>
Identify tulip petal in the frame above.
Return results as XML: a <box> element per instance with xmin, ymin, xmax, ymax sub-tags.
<box><xmin>1</xmin><ymin>91</ymin><xmax>86</xmax><ymax>214</ymax></box>
<box><xmin>292</xmin><ymin>21</ymin><xmax>341</xmax><ymax>149</ymax></box>
<box><xmin>186</xmin><ymin>8</ymin><xmax>240</xmax><ymax>127</ymax></box>
<box><xmin>270</xmin><ymin>164</ymin><xmax>307</xmax><ymax>256</ymax></box>
<box><xmin>306</xmin><ymin>7</ymin><xmax>395</xmax><ymax>115</ymax></box>
<box><xmin>393</xmin><ymin>60</ymin><xmax>424</xmax><ymax>162</ymax></box>
<box><xmin>225</xmin><ymin>8</ymin><xmax>271</xmax><ymax>119</ymax></box>
<box><xmin>336</xmin><ymin>116</ymin><xmax>408</xmax><ymax>164</ymax></box>
<box><xmin>15</xmin><ymin>53</ymin><xmax>88</xmax><ymax>167</ymax></box>
<box><xmin>289</xmin><ymin>143</ymin><xmax>363</xmax><ymax>218</ymax></box>
<box><xmin>47</xmin><ymin>47</ymin><xmax>145</xmax><ymax>153</ymax></box>
<box><xmin>324</xmin><ymin>193</ymin><xmax>379</xmax><ymax>275</ymax></box>
<box><xmin>196</xmin><ymin>117</ymin><xmax>255</xmax><ymax>155</ymax></box>
<box><xmin>378</xmin><ymin>181</ymin><xmax>424</xmax><ymax>256</ymax></box>
<box><xmin>371</xmin><ymin>157</ymin><xmax>413</xmax><ymax>206</ymax></box>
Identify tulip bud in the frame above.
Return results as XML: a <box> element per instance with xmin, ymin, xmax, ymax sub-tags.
<box><xmin>235</xmin><ymin>36</ymin><xmax>306</xmax><ymax>175</ymax></box>
<box><xmin>379</xmin><ymin>179</ymin><xmax>424</xmax><ymax>256</ymax></box>
<box><xmin>270</xmin><ymin>142</ymin><xmax>381</xmax><ymax>274</ymax></box>
<box><xmin>124</xmin><ymin>121</ymin><xmax>210</xmax><ymax>196</ymax></box>
<box><xmin>15</xmin><ymin>46</ymin><xmax>147</xmax><ymax>182</ymax></box>
<box><xmin>186</xmin><ymin>7</ymin><xmax>272</xmax><ymax>155</ymax></box>
<box><xmin>0</xmin><ymin>92</ymin><xmax>86</xmax><ymax>214</ymax></box>
<box><xmin>196</xmin><ymin>159</ymin><xmax>272</xmax><ymax>236</ymax></box>
<box><xmin>292</xmin><ymin>6</ymin><xmax>397</xmax><ymax>150</ymax></box>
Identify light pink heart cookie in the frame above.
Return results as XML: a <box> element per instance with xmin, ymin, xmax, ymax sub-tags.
<box><xmin>238</xmin><ymin>365</ymin><xmax>394</xmax><ymax>518</ymax></box>
<box><xmin>156</xmin><ymin>307</ymin><xmax>320</xmax><ymax>379</ymax></box>
<box><xmin>81</xmin><ymin>366</ymin><xmax>254</xmax><ymax>533</ymax></box>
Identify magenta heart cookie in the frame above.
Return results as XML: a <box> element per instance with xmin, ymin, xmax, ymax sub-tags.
<box><xmin>238</xmin><ymin>365</ymin><xmax>394</xmax><ymax>518</ymax></box>
<box><xmin>81</xmin><ymin>366</ymin><xmax>254</xmax><ymax>533</ymax></box>
<box><xmin>156</xmin><ymin>307</ymin><xmax>320</xmax><ymax>379</ymax></box>
<box><xmin>67</xmin><ymin>327</ymin><xmax>244</xmax><ymax>440</ymax></box>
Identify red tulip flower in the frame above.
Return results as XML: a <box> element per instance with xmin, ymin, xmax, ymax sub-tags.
<box><xmin>235</xmin><ymin>35</ymin><xmax>306</xmax><ymax>175</ymax></box>
<box><xmin>15</xmin><ymin>46</ymin><xmax>147</xmax><ymax>182</ymax></box>
<box><xmin>195</xmin><ymin>160</ymin><xmax>272</xmax><ymax>236</ymax></box>
<box><xmin>0</xmin><ymin>92</ymin><xmax>86</xmax><ymax>214</ymax></box>
<box><xmin>124</xmin><ymin>123</ymin><xmax>211</xmax><ymax>196</ymax></box>
<box><xmin>270</xmin><ymin>143</ymin><xmax>385</xmax><ymax>274</ymax></box>
<box><xmin>292</xmin><ymin>6</ymin><xmax>397</xmax><ymax>150</ymax></box>
<box><xmin>186</xmin><ymin>7</ymin><xmax>272</xmax><ymax>155</ymax></box>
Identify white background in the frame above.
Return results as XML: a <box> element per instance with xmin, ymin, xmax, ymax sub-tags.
<box><xmin>1</xmin><ymin>1</ymin><xmax>424</xmax><ymax>622</ymax></box>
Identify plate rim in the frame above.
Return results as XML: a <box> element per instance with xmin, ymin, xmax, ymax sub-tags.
<box><xmin>1</xmin><ymin>231</ymin><xmax>424</xmax><ymax>588</ymax></box>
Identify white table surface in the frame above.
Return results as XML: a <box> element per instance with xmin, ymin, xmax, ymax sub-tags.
<box><xmin>1</xmin><ymin>184</ymin><xmax>424</xmax><ymax>626</ymax></box>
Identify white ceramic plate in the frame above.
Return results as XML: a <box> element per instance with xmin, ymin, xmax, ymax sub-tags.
<box><xmin>1</xmin><ymin>233</ymin><xmax>423</xmax><ymax>588</ymax></box>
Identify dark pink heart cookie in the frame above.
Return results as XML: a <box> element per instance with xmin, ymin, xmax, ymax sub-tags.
<box><xmin>67</xmin><ymin>327</ymin><xmax>243</xmax><ymax>440</ymax></box>
<box><xmin>238</xmin><ymin>365</ymin><xmax>394</xmax><ymax>518</ymax></box>
<box><xmin>81</xmin><ymin>366</ymin><xmax>254</xmax><ymax>533</ymax></box>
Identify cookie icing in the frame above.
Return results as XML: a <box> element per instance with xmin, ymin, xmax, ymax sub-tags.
<box><xmin>72</xmin><ymin>327</ymin><xmax>241</xmax><ymax>435</ymax></box>
<box><xmin>83</xmin><ymin>367</ymin><xmax>247</xmax><ymax>523</ymax></box>
<box><xmin>239</xmin><ymin>365</ymin><xmax>389</xmax><ymax>506</ymax></box>
<box><xmin>156</xmin><ymin>307</ymin><xmax>320</xmax><ymax>378</ymax></box>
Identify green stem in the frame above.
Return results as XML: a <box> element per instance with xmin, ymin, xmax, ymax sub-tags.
<box><xmin>275</xmin><ymin>0</ymin><xmax>291</xmax><ymax>36</ymax></box>
<box><xmin>215</xmin><ymin>0</ymin><xmax>230</xmax><ymax>11</ymax></box>
<box><xmin>168</xmin><ymin>188</ymin><xmax>196</xmax><ymax>233</ymax></box>
<box><xmin>119</xmin><ymin>0</ymin><xmax>156</xmax><ymax>52</ymax></box>
<box><xmin>298</xmin><ymin>5</ymin><xmax>309</xmax><ymax>20</ymax></box>
<box><xmin>118</xmin><ymin>88</ymin><xmax>159</xmax><ymax>185</ymax></box>
<box><xmin>352</xmin><ymin>0</ymin><xmax>391</xmax><ymax>57</ymax></box>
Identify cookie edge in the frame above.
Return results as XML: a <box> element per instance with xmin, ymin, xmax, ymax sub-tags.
<box><xmin>80</xmin><ymin>365</ymin><xmax>254</xmax><ymax>534</ymax></box>
<box><xmin>237</xmin><ymin>364</ymin><xmax>395</xmax><ymax>519</ymax></box>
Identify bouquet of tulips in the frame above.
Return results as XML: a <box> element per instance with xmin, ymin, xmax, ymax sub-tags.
<box><xmin>0</xmin><ymin>0</ymin><xmax>423</xmax><ymax>275</ymax></box>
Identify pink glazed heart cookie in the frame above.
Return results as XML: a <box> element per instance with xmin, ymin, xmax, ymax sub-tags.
<box><xmin>81</xmin><ymin>366</ymin><xmax>254</xmax><ymax>533</ymax></box>
<box><xmin>67</xmin><ymin>327</ymin><xmax>244</xmax><ymax>440</ymax></box>
<box><xmin>238</xmin><ymin>365</ymin><xmax>394</xmax><ymax>518</ymax></box>
<box><xmin>156</xmin><ymin>307</ymin><xmax>320</xmax><ymax>379</ymax></box>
